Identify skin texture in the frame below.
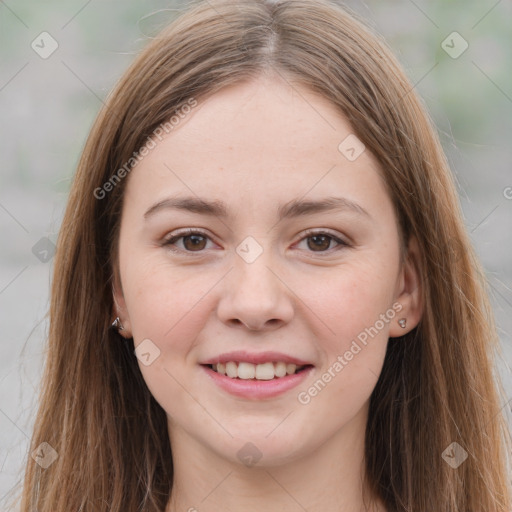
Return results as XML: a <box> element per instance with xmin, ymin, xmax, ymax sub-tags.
<box><xmin>113</xmin><ymin>74</ymin><xmax>422</xmax><ymax>512</ymax></box>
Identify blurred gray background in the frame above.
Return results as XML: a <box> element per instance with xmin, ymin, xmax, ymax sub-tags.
<box><xmin>1</xmin><ymin>0</ymin><xmax>511</xmax><ymax>507</ymax></box>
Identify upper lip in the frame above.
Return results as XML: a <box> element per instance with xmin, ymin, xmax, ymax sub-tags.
<box><xmin>200</xmin><ymin>350</ymin><xmax>314</xmax><ymax>366</ymax></box>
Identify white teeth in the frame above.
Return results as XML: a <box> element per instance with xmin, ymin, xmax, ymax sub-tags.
<box><xmin>255</xmin><ymin>362</ymin><xmax>274</xmax><ymax>380</ymax></box>
<box><xmin>238</xmin><ymin>362</ymin><xmax>255</xmax><ymax>380</ymax></box>
<box><xmin>225</xmin><ymin>361</ymin><xmax>238</xmax><ymax>378</ymax></box>
<box><xmin>274</xmin><ymin>361</ymin><xmax>287</xmax><ymax>378</ymax></box>
<box><xmin>210</xmin><ymin>361</ymin><xmax>306</xmax><ymax>380</ymax></box>
<box><xmin>286</xmin><ymin>363</ymin><xmax>297</xmax><ymax>375</ymax></box>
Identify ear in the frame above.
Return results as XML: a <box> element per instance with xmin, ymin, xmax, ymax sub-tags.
<box><xmin>111</xmin><ymin>263</ymin><xmax>132</xmax><ymax>338</ymax></box>
<box><xmin>389</xmin><ymin>235</ymin><xmax>423</xmax><ymax>338</ymax></box>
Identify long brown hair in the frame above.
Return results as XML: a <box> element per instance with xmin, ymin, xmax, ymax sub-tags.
<box><xmin>15</xmin><ymin>0</ymin><xmax>511</xmax><ymax>510</ymax></box>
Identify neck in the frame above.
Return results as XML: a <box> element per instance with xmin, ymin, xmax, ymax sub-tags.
<box><xmin>165</xmin><ymin>403</ymin><xmax>386</xmax><ymax>512</ymax></box>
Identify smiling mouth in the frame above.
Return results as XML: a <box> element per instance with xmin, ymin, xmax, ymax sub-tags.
<box><xmin>202</xmin><ymin>362</ymin><xmax>313</xmax><ymax>380</ymax></box>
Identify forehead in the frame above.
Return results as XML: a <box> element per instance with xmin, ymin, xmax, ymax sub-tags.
<box><xmin>163</xmin><ymin>76</ymin><xmax>358</xmax><ymax>161</ymax></box>
<box><xmin>123</xmin><ymin>75</ymin><xmax>388</xmax><ymax>218</ymax></box>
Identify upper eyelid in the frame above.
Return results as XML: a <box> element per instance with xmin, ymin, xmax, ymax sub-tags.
<box><xmin>163</xmin><ymin>228</ymin><xmax>211</xmax><ymax>243</ymax></box>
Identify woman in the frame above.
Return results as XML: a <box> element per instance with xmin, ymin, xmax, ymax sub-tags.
<box><xmin>18</xmin><ymin>0</ymin><xmax>511</xmax><ymax>510</ymax></box>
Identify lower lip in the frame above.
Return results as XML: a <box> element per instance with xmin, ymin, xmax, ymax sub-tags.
<box><xmin>200</xmin><ymin>364</ymin><xmax>314</xmax><ymax>400</ymax></box>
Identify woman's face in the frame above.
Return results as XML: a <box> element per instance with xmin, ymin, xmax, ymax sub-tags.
<box><xmin>113</xmin><ymin>75</ymin><xmax>421</xmax><ymax>467</ymax></box>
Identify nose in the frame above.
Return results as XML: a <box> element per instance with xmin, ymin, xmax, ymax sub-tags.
<box><xmin>216</xmin><ymin>248</ymin><xmax>294</xmax><ymax>331</ymax></box>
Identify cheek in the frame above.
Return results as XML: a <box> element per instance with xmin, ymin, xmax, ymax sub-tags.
<box><xmin>291</xmin><ymin>259</ymin><xmax>396</xmax><ymax>412</ymax></box>
<box><xmin>293</xmin><ymin>266</ymin><xmax>394</xmax><ymax>427</ymax></box>
<box><xmin>124</xmin><ymin>257</ymin><xmax>213</xmax><ymax>343</ymax></box>
<box><xmin>300</xmin><ymin>257</ymin><xmax>398</xmax><ymax>347</ymax></box>
<box><xmin>124</xmin><ymin>264</ymin><xmax>215</xmax><ymax>418</ymax></box>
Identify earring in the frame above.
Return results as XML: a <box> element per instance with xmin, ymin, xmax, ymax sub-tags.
<box><xmin>111</xmin><ymin>316</ymin><xmax>124</xmax><ymax>331</ymax></box>
<box><xmin>398</xmin><ymin>318</ymin><xmax>407</xmax><ymax>329</ymax></box>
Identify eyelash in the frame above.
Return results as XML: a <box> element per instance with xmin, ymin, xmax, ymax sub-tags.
<box><xmin>162</xmin><ymin>228</ymin><xmax>349</xmax><ymax>256</ymax></box>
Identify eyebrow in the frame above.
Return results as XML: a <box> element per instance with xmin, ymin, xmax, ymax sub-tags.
<box><xmin>143</xmin><ymin>195</ymin><xmax>371</xmax><ymax>221</ymax></box>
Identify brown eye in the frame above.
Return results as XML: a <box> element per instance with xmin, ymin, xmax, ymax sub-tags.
<box><xmin>297</xmin><ymin>230</ymin><xmax>348</xmax><ymax>253</ymax></box>
<box><xmin>182</xmin><ymin>234</ymin><xmax>207</xmax><ymax>251</ymax></box>
<box><xmin>307</xmin><ymin>234</ymin><xmax>332</xmax><ymax>251</ymax></box>
<box><xmin>163</xmin><ymin>229</ymin><xmax>348</xmax><ymax>256</ymax></box>
<box><xmin>163</xmin><ymin>229</ymin><xmax>212</xmax><ymax>253</ymax></box>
